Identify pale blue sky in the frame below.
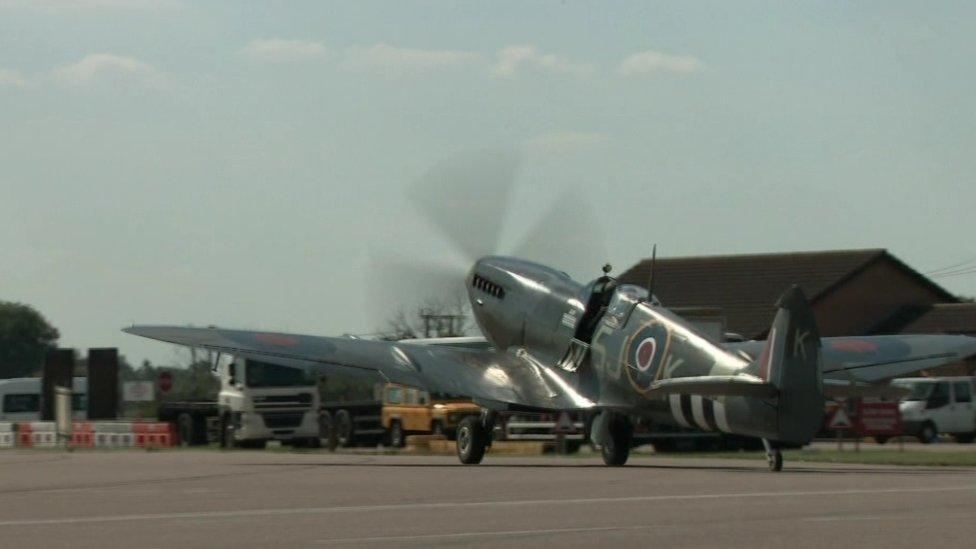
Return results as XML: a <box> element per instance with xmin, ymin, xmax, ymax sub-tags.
<box><xmin>1</xmin><ymin>1</ymin><xmax>974</xmax><ymax>367</ymax></box>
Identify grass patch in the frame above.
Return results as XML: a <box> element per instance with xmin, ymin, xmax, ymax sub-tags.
<box><xmin>657</xmin><ymin>449</ymin><xmax>976</xmax><ymax>467</ymax></box>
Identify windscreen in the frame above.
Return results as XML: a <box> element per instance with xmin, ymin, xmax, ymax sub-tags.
<box><xmin>3</xmin><ymin>394</ymin><xmax>39</xmax><ymax>413</ymax></box>
<box><xmin>892</xmin><ymin>380</ymin><xmax>934</xmax><ymax>401</ymax></box>
<box><xmin>606</xmin><ymin>285</ymin><xmax>648</xmax><ymax>323</ymax></box>
<box><xmin>245</xmin><ymin>360</ymin><xmax>315</xmax><ymax>388</ymax></box>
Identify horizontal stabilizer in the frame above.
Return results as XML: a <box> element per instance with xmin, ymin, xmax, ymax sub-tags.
<box><xmin>650</xmin><ymin>375</ymin><xmax>777</xmax><ymax>399</ymax></box>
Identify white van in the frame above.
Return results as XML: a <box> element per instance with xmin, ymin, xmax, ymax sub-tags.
<box><xmin>0</xmin><ymin>377</ymin><xmax>89</xmax><ymax>422</ymax></box>
<box><xmin>891</xmin><ymin>377</ymin><xmax>976</xmax><ymax>443</ymax></box>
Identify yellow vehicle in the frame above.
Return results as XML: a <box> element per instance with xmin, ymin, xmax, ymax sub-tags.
<box><xmin>381</xmin><ymin>383</ymin><xmax>481</xmax><ymax>447</ymax></box>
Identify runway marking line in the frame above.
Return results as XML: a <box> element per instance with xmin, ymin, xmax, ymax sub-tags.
<box><xmin>1</xmin><ymin>484</ymin><xmax>974</xmax><ymax>528</ymax></box>
<box><xmin>805</xmin><ymin>512</ymin><xmax>976</xmax><ymax>523</ymax></box>
<box><xmin>315</xmin><ymin>525</ymin><xmax>652</xmax><ymax>544</ymax></box>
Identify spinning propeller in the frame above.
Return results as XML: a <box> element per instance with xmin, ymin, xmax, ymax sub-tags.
<box><xmin>367</xmin><ymin>150</ymin><xmax>607</xmax><ymax>334</ymax></box>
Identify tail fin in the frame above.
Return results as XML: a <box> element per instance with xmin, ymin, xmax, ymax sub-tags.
<box><xmin>758</xmin><ymin>285</ymin><xmax>825</xmax><ymax>444</ymax></box>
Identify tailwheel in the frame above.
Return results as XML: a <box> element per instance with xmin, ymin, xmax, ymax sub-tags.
<box><xmin>601</xmin><ymin>415</ymin><xmax>632</xmax><ymax>466</ymax></box>
<box><xmin>763</xmin><ymin>439</ymin><xmax>783</xmax><ymax>472</ymax></box>
<box><xmin>456</xmin><ymin>416</ymin><xmax>489</xmax><ymax>464</ymax></box>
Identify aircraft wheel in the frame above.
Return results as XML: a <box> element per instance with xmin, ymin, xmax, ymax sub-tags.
<box><xmin>601</xmin><ymin>415</ymin><xmax>632</xmax><ymax>466</ymax></box>
<box><xmin>456</xmin><ymin>416</ymin><xmax>488</xmax><ymax>464</ymax></box>
<box><xmin>767</xmin><ymin>449</ymin><xmax>783</xmax><ymax>472</ymax></box>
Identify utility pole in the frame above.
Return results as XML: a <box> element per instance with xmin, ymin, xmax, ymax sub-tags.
<box><xmin>419</xmin><ymin>309</ymin><xmax>465</xmax><ymax>338</ymax></box>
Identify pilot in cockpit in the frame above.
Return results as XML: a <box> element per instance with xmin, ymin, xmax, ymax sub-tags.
<box><xmin>574</xmin><ymin>263</ymin><xmax>618</xmax><ymax>344</ymax></box>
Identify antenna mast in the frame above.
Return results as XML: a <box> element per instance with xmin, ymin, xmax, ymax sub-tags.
<box><xmin>646</xmin><ymin>244</ymin><xmax>657</xmax><ymax>300</ymax></box>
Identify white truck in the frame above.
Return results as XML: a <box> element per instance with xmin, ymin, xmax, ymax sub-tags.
<box><xmin>0</xmin><ymin>377</ymin><xmax>88</xmax><ymax>422</ymax></box>
<box><xmin>891</xmin><ymin>376</ymin><xmax>976</xmax><ymax>443</ymax></box>
<box><xmin>159</xmin><ymin>356</ymin><xmax>321</xmax><ymax>448</ymax></box>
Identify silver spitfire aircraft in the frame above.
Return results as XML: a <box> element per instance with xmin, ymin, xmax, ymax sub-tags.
<box><xmin>127</xmin><ymin>256</ymin><xmax>976</xmax><ymax>471</ymax></box>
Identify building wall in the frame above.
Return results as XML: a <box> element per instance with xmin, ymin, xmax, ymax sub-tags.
<box><xmin>811</xmin><ymin>259</ymin><xmax>948</xmax><ymax>337</ymax></box>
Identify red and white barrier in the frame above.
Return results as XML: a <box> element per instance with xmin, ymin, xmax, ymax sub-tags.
<box><xmin>70</xmin><ymin>422</ymin><xmax>95</xmax><ymax>448</ymax></box>
<box><xmin>93</xmin><ymin>422</ymin><xmax>135</xmax><ymax>448</ymax></box>
<box><xmin>16</xmin><ymin>422</ymin><xmax>33</xmax><ymax>447</ymax></box>
<box><xmin>25</xmin><ymin>422</ymin><xmax>57</xmax><ymax>448</ymax></box>
<box><xmin>2</xmin><ymin>420</ymin><xmax>178</xmax><ymax>449</ymax></box>
<box><xmin>0</xmin><ymin>423</ymin><xmax>14</xmax><ymax>448</ymax></box>
<box><xmin>132</xmin><ymin>422</ymin><xmax>176</xmax><ymax>447</ymax></box>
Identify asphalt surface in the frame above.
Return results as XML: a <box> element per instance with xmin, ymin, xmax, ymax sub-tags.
<box><xmin>1</xmin><ymin>449</ymin><xmax>975</xmax><ymax>548</ymax></box>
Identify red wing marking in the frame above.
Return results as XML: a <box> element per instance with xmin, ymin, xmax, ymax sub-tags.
<box><xmin>254</xmin><ymin>333</ymin><xmax>300</xmax><ymax>347</ymax></box>
<box><xmin>830</xmin><ymin>339</ymin><xmax>878</xmax><ymax>353</ymax></box>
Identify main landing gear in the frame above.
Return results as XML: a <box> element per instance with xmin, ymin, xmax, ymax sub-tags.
<box><xmin>601</xmin><ymin>415</ymin><xmax>633</xmax><ymax>466</ymax></box>
<box><xmin>762</xmin><ymin>439</ymin><xmax>783</xmax><ymax>472</ymax></box>
<box><xmin>456</xmin><ymin>412</ymin><xmax>496</xmax><ymax>464</ymax></box>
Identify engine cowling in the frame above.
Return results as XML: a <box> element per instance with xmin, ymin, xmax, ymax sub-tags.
<box><xmin>467</xmin><ymin>256</ymin><xmax>586</xmax><ymax>360</ymax></box>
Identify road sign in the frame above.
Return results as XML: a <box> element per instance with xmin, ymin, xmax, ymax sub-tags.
<box><xmin>158</xmin><ymin>371</ymin><xmax>173</xmax><ymax>394</ymax></box>
<box><xmin>828</xmin><ymin>406</ymin><xmax>852</xmax><ymax>430</ymax></box>
<box><xmin>123</xmin><ymin>381</ymin><xmax>155</xmax><ymax>402</ymax></box>
<box><xmin>854</xmin><ymin>400</ymin><xmax>901</xmax><ymax>436</ymax></box>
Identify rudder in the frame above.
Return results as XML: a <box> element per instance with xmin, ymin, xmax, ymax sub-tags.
<box><xmin>757</xmin><ymin>285</ymin><xmax>824</xmax><ymax>444</ymax></box>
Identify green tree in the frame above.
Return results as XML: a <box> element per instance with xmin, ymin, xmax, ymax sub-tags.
<box><xmin>0</xmin><ymin>301</ymin><xmax>60</xmax><ymax>379</ymax></box>
<box><xmin>168</xmin><ymin>360</ymin><xmax>220</xmax><ymax>401</ymax></box>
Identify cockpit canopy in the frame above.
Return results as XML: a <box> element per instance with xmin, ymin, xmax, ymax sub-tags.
<box><xmin>605</xmin><ymin>284</ymin><xmax>649</xmax><ymax>323</ymax></box>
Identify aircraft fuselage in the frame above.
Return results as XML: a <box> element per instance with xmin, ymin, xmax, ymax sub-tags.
<box><xmin>466</xmin><ymin>256</ymin><xmax>787</xmax><ymax>441</ymax></box>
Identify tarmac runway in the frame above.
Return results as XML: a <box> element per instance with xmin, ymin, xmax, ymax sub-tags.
<box><xmin>1</xmin><ymin>449</ymin><xmax>975</xmax><ymax>548</ymax></box>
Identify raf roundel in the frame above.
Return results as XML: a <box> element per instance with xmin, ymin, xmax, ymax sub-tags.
<box><xmin>625</xmin><ymin>321</ymin><xmax>670</xmax><ymax>392</ymax></box>
<box><xmin>634</xmin><ymin>337</ymin><xmax>657</xmax><ymax>372</ymax></box>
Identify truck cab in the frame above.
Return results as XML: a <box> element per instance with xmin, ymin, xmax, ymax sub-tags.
<box><xmin>218</xmin><ymin>357</ymin><xmax>321</xmax><ymax>448</ymax></box>
<box><xmin>891</xmin><ymin>376</ymin><xmax>976</xmax><ymax>443</ymax></box>
<box><xmin>381</xmin><ymin>383</ymin><xmax>481</xmax><ymax>447</ymax></box>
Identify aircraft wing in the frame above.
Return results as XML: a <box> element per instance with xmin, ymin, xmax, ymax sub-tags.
<box><xmin>727</xmin><ymin>334</ymin><xmax>976</xmax><ymax>383</ymax></box>
<box><xmin>124</xmin><ymin>326</ymin><xmax>593</xmax><ymax>411</ymax></box>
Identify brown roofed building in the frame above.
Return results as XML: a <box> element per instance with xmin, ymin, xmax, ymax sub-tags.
<box><xmin>897</xmin><ymin>303</ymin><xmax>976</xmax><ymax>336</ymax></box>
<box><xmin>617</xmin><ymin>249</ymin><xmax>959</xmax><ymax>340</ymax></box>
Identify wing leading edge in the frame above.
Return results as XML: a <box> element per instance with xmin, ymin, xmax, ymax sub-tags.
<box><xmin>123</xmin><ymin>325</ymin><xmax>593</xmax><ymax>411</ymax></box>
